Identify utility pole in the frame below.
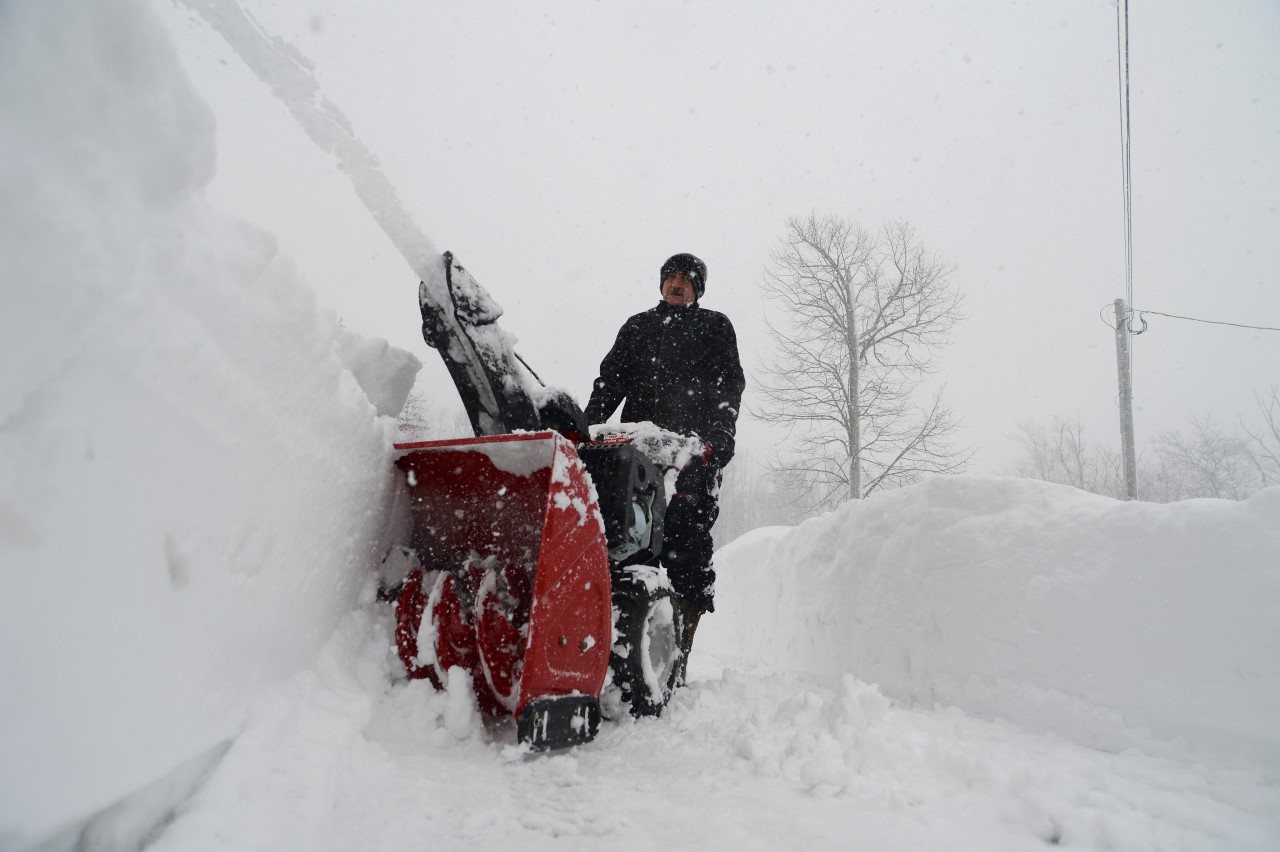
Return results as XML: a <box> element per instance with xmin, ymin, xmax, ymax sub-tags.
<box><xmin>1114</xmin><ymin>298</ymin><xmax>1138</xmax><ymax>500</ymax></box>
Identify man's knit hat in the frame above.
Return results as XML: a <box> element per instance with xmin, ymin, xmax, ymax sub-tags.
<box><xmin>659</xmin><ymin>253</ymin><xmax>707</xmax><ymax>298</ymax></box>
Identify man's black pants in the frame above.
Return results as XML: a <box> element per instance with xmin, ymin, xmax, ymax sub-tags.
<box><xmin>659</xmin><ymin>464</ymin><xmax>722</xmax><ymax>614</ymax></box>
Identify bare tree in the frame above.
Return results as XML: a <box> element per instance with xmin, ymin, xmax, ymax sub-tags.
<box><xmin>1009</xmin><ymin>416</ymin><xmax>1125</xmax><ymax>497</ymax></box>
<box><xmin>1155</xmin><ymin>415</ymin><xmax>1257</xmax><ymax>500</ymax></box>
<box><xmin>755</xmin><ymin>214</ymin><xmax>969</xmax><ymax>508</ymax></box>
<box><xmin>398</xmin><ymin>386</ymin><xmax>431</xmax><ymax>440</ymax></box>
<box><xmin>1242</xmin><ymin>385</ymin><xmax>1280</xmax><ymax>486</ymax></box>
<box><xmin>398</xmin><ymin>387</ymin><xmax>471</xmax><ymax>441</ymax></box>
<box><xmin>713</xmin><ymin>450</ymin><xmax>814</xmax><ymax>545</ymax></box>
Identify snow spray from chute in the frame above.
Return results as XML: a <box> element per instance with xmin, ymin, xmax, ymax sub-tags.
<box><xmin>174</xmin><ymin>0</ymin><xmax>530</xmax><ymax>435</ymax></box>
<box><xmin>175</xmin><ymin>0</ymin><xmax>444</xmax><ymax>293</ymax></box>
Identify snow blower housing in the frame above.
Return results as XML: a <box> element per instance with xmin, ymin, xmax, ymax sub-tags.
<box><xmin>390</xmin><ymin>252</ymin><xmax>691</xmax><ymax>750</ymax></box>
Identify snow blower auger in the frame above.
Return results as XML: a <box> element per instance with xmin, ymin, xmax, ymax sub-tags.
<box><xmin>388</xmin><ymin>252</ymin><xmax>691</xmax><ymax>751</ymax></box>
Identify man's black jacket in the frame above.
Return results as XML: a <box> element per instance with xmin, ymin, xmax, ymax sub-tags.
<box><xmin>585</xmin><ymin>301</ymin><xmax>746</xmax><ymax>465</ymax></box>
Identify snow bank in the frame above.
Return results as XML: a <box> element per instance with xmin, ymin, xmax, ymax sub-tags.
<box><xmin>703</xmin><ymin>476</ymin><xmax>1280</xmax><ymax>768</ymax></box>
<box><xmin>0</xmin><ymin>0</ymin><xmax>419</xmax><ymax>840</ymax></box>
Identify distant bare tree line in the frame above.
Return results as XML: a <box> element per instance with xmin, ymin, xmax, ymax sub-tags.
<box><xmin>712</xmin><ymin>451</ymin><xmax>815</xmax><ymax>545</ymax></box>
<box><xmin>1243</xmin><ymin>386</ymin><xmax>1280</xmax><ymax>487</ymax></box>
<box><xmin>1009</xmin><ymin>387</ymin><xmax>1280</xmax><ymax>502</ymax></box>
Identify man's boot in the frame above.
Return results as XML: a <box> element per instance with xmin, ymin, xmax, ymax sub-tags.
<box><xmin>675</xmin><ymin>596</ymin><xmax>702</xmax><ymax>687</ymax></box>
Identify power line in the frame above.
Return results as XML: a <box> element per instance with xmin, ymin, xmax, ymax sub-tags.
<box><xmin>1098</xmin><ymin>304</ymin><xmax>1280</xmax><ymax>334</ymax></box>
<box><xmin>1137</xmin><ymin>310</ymin><xmax>1280</xmax><ymax>333</ymax></box>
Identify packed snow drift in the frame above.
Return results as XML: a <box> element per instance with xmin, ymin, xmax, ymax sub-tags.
<box><xmin>701</xmin><ymin>476</ymin><xmax>1280</xmax><ymax>767</ymax></box>
<box><xmin>0</xmin><ymin>0</ymin><xmax>419</xmax><ymax>840</ymax></box>
<box><xmin>2</xmin><ymin>2</ymin><xmax>1278</xmax><ymax>851</ymax></box>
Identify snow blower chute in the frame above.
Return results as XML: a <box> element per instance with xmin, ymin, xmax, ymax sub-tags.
<box><xmin>388</xmin><ymin>253</ymin><xmax>691</xmax><ymax>750</ymax></box>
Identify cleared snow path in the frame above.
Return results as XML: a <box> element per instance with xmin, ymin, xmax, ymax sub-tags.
<box><xmin>146</xmin><ymin>598</ymin><xmax>1278</xmax><ymax>852</ymax></box>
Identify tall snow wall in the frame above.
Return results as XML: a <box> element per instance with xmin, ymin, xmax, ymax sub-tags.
<box><xmin>703</xmin><ymin>476</ymin><xmax>1280</xmax><ymax>769</ymax></box>
<box><xmin>0</xmin><ymin>0</ymin><xmax>420</xmax><ymax>841</ymax></box>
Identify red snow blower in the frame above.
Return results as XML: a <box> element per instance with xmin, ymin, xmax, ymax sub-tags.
<box><xmin>386</xmin><ymin>253</ymin><xmax>689</xmax><ymax>750</ymax></box>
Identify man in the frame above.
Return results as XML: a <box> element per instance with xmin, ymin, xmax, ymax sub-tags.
<box><xmin>585</xmin><ymin>253</ymin><xmax>746</xmax><ymax>668</ymax></box>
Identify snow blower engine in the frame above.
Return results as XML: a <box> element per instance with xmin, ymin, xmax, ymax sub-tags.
<box><xmin>386</xmin><ymin>253</ymin><xmax>697</xmax><ymax>750</ymax></box>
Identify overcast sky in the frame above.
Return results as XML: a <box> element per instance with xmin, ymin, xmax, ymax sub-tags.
<box><xmin>163</xmin><ymin>0</ymin><xmax>1280</xmax><ymax>474</ymax></box>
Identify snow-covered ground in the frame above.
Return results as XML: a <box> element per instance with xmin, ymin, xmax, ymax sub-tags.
<box><xmin>80</xmin><ymin>588</ymin><xmax>1280</xmax><ymax>852</ymax></box>
<box><xmin>3</xmin><ymin>2</ymin><xmax>1278</xmax><ymax>851</ymax></box>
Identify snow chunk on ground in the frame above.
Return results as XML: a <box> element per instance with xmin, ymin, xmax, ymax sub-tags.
<box><xmin>703</xmin><ymin>476</ymin><xmax>1280</xmax><ymax>769</ymax></box>
<box><xmin>337</xmin><ymin>327</ymin><xmax>422</xmax><ymax>418</ymax></box>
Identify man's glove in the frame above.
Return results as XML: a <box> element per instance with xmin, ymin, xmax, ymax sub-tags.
<box><xmin>671</xmin><ymin>439</ymin><xmax>712</xmax><ymax>499</ymax></box>
<box><xmin>674</xmin><ymin>457</ymin><xmax>721</xmax><ymax>500</ymax></box>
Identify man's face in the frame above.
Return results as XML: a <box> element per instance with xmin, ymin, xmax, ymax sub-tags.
<box><xmin>661</xmin><ymin>272</ymin><xmax>697</xmax><ymax>306</ymax></box>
